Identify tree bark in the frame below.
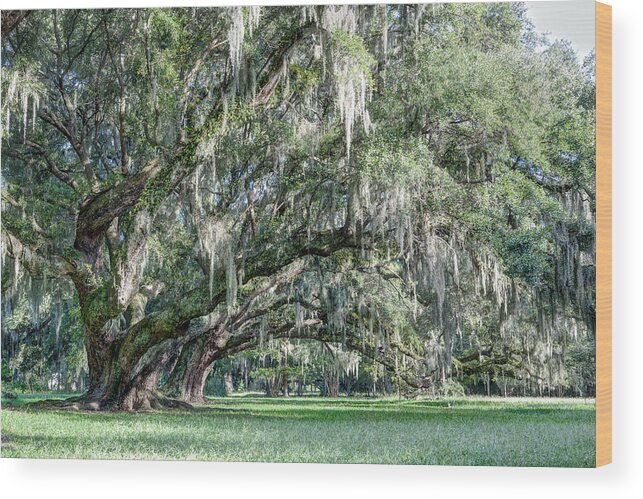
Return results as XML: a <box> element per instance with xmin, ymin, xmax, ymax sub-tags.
<box><xmin>70</xmin><ymin>316</ymin><xmax>190</xmax><ymax>410</ymax></box>
<box><xmin>1</xmin><ymin>10</ymin><xmax>30</xmax><ymax>39</ymax></box>
<box><xmin>181</xmin><ymin>356</ymin><xmax>215</xmax><ymax>404</ymax></box>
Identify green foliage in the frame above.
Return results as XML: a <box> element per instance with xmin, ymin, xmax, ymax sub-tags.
<box><xmin>493</xmin><ymin>227</ymin><xmax>551</xmax><ymax>286</ymax></box>
<box><xmin>329</xmin><ymin>29</ymin><xmax>376</xmax><ymax>89</ymax></box>
<box><xmin>289</xmin><ymin>62</ymin><xmax>321</xmax><ymax>93</ymax></box>
<box><xmin>1</xmin><ymin>4</ymin><xmax>596</xmax><ymax>402</ymax></box>
<box><xmin>357</xmin><ymin>135</ymin><xmax>428</xmax><ymax>187</ymax></box>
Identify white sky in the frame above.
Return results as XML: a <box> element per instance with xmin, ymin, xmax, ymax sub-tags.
<box><xmin>526</xmin><ymin>0</ymin><xmax>596</xmax><ymax>60</ymax></box>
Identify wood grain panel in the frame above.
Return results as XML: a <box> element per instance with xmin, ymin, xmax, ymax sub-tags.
<box><xmin>596</xmin><ymin>1</ymin><xmax>612</xmax><ymax>468</ymax></box>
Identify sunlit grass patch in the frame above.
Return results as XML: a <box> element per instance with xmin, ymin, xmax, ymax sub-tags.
<box><xmin>1</xmin><ymin>395</ymin><xmax>595</xmax><ymax>467</ymax></box>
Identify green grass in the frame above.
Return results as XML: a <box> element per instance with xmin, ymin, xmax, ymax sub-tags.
<box><xmin>1</xmin><ymin>394</ymin><xmax>596</xmax><ymax>467</ymax></box>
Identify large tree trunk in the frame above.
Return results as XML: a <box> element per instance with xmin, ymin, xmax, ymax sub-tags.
<box><xmin>76</xmin><ymin>365</ymin><xmax>187</xmax><ymax>411</ymax></box>
<box><xmin>162</xmin><ymin>341</ymin><xmax>192</xmax><ymax>398</ymax></box>
<box><xmin>76</xmin><ymin>321</ymin><xmax>122</xmax><ymax>408</ymax></box>
<box><xmin>71</xmin><ymin>316</ymin><xmax>190</xmax><ymax>410</ymax></box>
<box><xmin>167</xmin><ymin>333</ymin><xmax>224</xmax><ymax>404</ymax></box>
<box><xmin>181</xmin><ymin>357</ymin><xmax>214</xmax><ymax>404</ymax></box>
<box><xmin>114</xmin><ymin>369</ymin><xmax>164</xmax><ymax>411</ymax></box>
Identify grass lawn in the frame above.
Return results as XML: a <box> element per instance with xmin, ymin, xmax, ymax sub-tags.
<box><xmin>1</xmin><ymin>394</ymin><xmax>596</xmax><ymax>467</ymax></box>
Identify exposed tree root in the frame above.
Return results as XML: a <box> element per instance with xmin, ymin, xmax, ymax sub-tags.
<box><xmin>12</xmin><ymin>393</ymin><xmax>194</xmax><ymax>412</ymax></box>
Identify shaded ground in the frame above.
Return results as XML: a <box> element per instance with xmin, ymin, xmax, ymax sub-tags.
<box><xmin>1</xmin><ymin>394</ymin><xmax>595</xmax><ymax>467</ymax></box>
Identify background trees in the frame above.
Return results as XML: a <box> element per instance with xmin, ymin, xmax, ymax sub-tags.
<box><xmin>1</xmin><ymin>4</ymin><xmax>596</xmax><ymax>409</ymax></box>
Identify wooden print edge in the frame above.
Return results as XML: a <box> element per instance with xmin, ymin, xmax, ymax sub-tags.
<box><xmin>596</xmin><ymin>1</ymin><xmax>612</xmax><ymax>468</ymax></box>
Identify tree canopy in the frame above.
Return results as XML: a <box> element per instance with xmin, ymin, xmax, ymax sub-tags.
<box><xmin>1</xmin><ymin>4</ymin><xmax>596</xmax><ymax>409</ymax></box>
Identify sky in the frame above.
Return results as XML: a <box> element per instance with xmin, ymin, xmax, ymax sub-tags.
<box><xmin>525</xmin><ymin>0</ymin><xmax>596</xmax><ymax>60</ymax></box>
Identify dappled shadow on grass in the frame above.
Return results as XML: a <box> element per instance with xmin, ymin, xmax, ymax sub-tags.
<box><xmin>2</xmin><ymin>394</ymin><xmax>595</xmax><ymax>428</ymax></box>
<box><xmin>199</xmin><ymin>396</ymin><xmax>596</xmax><ymax>421</ymax></box>
<box><xmin>2</xmin><ymin>396</ymin><xmax>596</xmax><ymax>466</ymax></box>
<box><xmin>2</xmin><ymin>408</ymin><xmax>596</xmax><ymax>467</ymax></box>
<box><xmin>1</xmin><ymin>392</ymin><xmax>82</xmax><ymax>409</ymax></box>
<box><xmin>3</xmin><ymin>397</ymin><xmax>596</xmax><ymax>426</ymax></box>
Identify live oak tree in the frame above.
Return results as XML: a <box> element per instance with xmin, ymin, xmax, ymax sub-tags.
<box><xmin>1</xmin><ymin>4</ymin><xmax>596</xmax><ymax>409</ymax></box>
